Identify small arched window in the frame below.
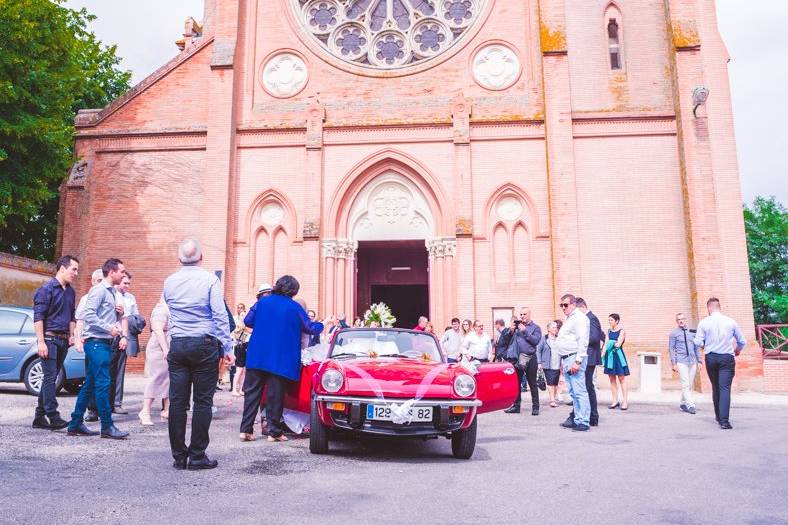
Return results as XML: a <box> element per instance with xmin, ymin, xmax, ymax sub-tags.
<box><xmin>608</xmin><ymin>18</ymin><xmax>621</xmax><ymax>69</ymax></box>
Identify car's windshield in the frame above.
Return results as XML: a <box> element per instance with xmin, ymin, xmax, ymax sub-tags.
<box><xmin>330</xmin><ymin>330</ymin><xmax>443</xmax><ymax>362</ymax></box>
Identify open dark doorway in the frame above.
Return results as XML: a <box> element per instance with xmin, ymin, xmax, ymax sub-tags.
<box><xmin>356</xmin><ymin>240</ymin><xmax>429</xmax><ymax>328</ymax></box>
<box><xmin>370</xmin><ymin>284</ymin><xmax>428</xmax><ymax>329</ymax></box>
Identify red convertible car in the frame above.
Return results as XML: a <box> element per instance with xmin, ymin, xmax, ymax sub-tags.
<box><xmin>277</xmin><ymin>328</ymin><xmax>518</xmax><ymax>459</ymax></box>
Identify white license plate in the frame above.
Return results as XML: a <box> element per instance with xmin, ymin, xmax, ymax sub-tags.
<box><xmin>366</xmin><ymin>404</ymin><xmax>433</xmax><ymax>422</ymax></box>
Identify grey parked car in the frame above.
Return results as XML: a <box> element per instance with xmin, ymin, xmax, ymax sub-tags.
<box><xmin>0</xmin><ymin>305</ymin><xmax>85</xmax><ymax>395</ymax></box>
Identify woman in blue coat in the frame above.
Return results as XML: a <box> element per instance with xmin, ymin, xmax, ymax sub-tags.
<box><xmin>238</xmin><ymin>275</ymin><xmax>323</xmax><ymax>442</ymax></box>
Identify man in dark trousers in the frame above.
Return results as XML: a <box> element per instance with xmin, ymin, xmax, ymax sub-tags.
<box><xmin>504</xmin><ymin>308</ymin><xmax>542</xmax><ymax>415</ymax></box>
<box><xmin>32</xmin><ymin>255</ymin><xmax>79</xmax><ymax>430</ymax></box>
<box><xmin>163</xmin><ymin>239</ymin><xmax>234</xmax><ymax>470</ymax></box>
<box><xmin>568</xmin><ymin>298</ymin><xmax>603</xmax><ymax>427</ymax></box>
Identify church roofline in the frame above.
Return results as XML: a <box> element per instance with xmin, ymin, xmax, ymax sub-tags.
<box><xmin>74</xmin><ymin>35</ymin><xmax>215</xmax><ymax>129</ymax></box>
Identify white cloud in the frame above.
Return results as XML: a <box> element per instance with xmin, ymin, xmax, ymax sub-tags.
<box><xmin>64</xmin><ymin>0</ymin><xmax>785</xmax><ymax>206</ymax></box>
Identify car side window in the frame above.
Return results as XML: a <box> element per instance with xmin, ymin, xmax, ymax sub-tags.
<box><xmin>21</xmin><ymin>315</ymin><xmax>34</xmax><ymax>334</ymax></box>
<box><xmin>0</xmin><ymin>310</ymin><xmax>27</xmax><ymax>335</ymax></box>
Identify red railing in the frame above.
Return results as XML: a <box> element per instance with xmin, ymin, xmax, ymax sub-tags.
<box><xmin>758</xmin><ymin>324</ymin><xmax>788</xmax><ymax>359</ymax></box>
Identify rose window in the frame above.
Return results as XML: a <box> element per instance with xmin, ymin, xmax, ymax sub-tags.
<box><xmin>293</xmin><ymin>0</ymin><xmax>485</xmax><ymax>70</ymax></box>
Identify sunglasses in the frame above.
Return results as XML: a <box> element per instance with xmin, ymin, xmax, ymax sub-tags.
<box><xmin>559</xmin><ymin>303</ymin><xmax>570</xmax><ymax>308</ymax></box>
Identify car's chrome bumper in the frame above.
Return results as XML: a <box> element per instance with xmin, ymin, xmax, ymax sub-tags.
<box><xmin>315</xmin><ymin>394</ymin><xmax>482</xmax><ymax>407</ymax></box>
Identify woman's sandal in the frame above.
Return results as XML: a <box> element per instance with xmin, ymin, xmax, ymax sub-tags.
<box><xmin>267</xmin><ymin>434</ymin><xmax>289</xmax><ymax>442</ymax></box>
<box><xmin>608</xmin><ymin>403</ymin><xmax>620</xmax><ymax>409</ymax></box>
<box><xmin>160</xmin><ymin>411</ymin><xmax>169</xmax><ymax>421</ymax></box>
<box><xmin>239</xmin><ymin>433</ymin><xmax>256</xmax><ymax>442</ymax></box>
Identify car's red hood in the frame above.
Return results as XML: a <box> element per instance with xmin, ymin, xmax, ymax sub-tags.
<box><xmin>334</xmin><ymin>358</ymin><xmax>458</xmax><ymax>399</ymax></box>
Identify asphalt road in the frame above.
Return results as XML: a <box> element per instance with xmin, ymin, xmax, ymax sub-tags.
<box><xmin>1</xmin><ymin>376</ymin><xmax>787</xmax><ymax>525</ymax></box>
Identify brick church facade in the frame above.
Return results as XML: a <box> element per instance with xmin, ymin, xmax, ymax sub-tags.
<box><xmin>58</xmin><ymin>0</ymin><xmax>763</xmax><ymax>389</ymax></box>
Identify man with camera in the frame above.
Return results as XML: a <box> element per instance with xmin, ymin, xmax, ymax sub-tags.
<box><xmin>502</xmin><ymin>308</ymin><xmax>542</xmax><ymax>415</ymax></box>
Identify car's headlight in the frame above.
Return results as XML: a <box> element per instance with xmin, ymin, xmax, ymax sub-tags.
<box><xmin>321</xmin><ymin>369</ymin><xmax>344</xmax><ymax>393</ymax></box>
<box><xmin>454</xmin><ymin>374</ymin><xmax>476</xmax><ymax>398</ymax></box>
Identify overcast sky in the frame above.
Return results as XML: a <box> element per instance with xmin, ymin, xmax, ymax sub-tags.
<box><xmin>64</xmin><ymin>0</ymin><xmax>785</xmax><ymax>205</ymax></box>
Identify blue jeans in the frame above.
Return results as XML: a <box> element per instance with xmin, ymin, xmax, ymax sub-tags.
<box><xmin>563</xmin><ymin>356</ymin><xmax>590</xmax><ymax>426</ymax></box>
<box><xmin>35</xmin><ymin>338</ymin><xmax>68</xmax><ymax>418</ymax></box>
<box><xmin>69</xmin><ymin>339</ymin><xmax>113</xmax><ymax>431</ymax></box>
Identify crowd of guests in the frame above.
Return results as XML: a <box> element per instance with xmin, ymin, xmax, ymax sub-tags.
<box><xmin>28</xmin><ymin>239</ymin><xmax>747</xmax><ymax>470</ymax></box>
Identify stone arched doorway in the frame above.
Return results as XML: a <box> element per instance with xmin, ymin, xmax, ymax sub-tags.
<box><xmin>322</xmin><ymin>159</ymin><xmax>456</xmax><ymax>327</ymax></box>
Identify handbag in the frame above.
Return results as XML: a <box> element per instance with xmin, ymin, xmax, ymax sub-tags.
<box><xmin>516</xmin><ymin>353</ymin><xmax>531</xmax><ymax>370</ymax></box>
<box><xmin>537</xmin><ymin>368</ymin><xmax>547</xmax><ymax>391</ymax></box>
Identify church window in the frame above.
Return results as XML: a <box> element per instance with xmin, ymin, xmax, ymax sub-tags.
<box><xmin>608</xmin><ymin>19</ymin><xmax>621</xmax><ymax>69</ymax></box>
<box><xmin>293</xmin><ymin>0</ymin><xmax>485</xmax><ymax>70</ymax></box>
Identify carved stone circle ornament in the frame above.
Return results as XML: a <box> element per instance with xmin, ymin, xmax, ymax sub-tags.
<box><xmin>292</xmin><ymin>0</ymin><xmax>485</xmax><ymax>70</ymax></box>
<box><xmin>472</xmin><ymin>43</ymin><xmax>520</xmax><ymax>90</ymax></box>
<box><xmin>262</xmin><ymin>52</ymin><xmax>308</xmax><ymax>97</ymax></box>
<box><xmin>496</xmin><ymin>196</ymin><xmax>524</xmax><ymax>221</ymax></box>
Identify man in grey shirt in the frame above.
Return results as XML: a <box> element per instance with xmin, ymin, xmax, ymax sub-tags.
<box><xmin>164</xmin><ymin>239</ymin><xmax>234</xmax><ymax>470</ymax></box>
<box><xmin>668</xmin><ymin>312</ymin><xmax>702</xmax><ymax>414</ymax></box>
<box><xmin>67</xmin><ymin>258</ymin><xmax>129</xmax><ymax>439</ymax></box>
<box><xmin>440</xmin><ymin>317</ymin><xmax>464</xmax><ymax>362</ymax></box>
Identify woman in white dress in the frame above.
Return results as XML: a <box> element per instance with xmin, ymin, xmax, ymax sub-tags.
<box><xmin>139</xmin><ymin>301</ymin><xmax>170</xmax><ymax>425</ymax></box>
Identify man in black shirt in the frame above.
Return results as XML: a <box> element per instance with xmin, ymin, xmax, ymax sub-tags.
<box><xmin>32</xmin><ymin>255</ymin><xmax>79</xmax><ymax>430</ymax></box>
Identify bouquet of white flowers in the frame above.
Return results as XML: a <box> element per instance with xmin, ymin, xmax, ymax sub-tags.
<box><xmin>363</xmin><ymin>302</ymin><xmax>396</xmax><ymax>328</ymax></box>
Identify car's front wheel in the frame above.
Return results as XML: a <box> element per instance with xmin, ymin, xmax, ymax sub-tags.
<box><xmin>23</xmin><ymin>358</ymin><xmax>64</xmax><ymax>396</ymax></box>
<box><xmin>451</xmin><ymin>416</ymin><xmax>477</xmax><ymax>459</ymax></box>
<box><xmin>309</xmin><ymin>398</ymin><xmax>330</xmax><ymax>454</ymax></box>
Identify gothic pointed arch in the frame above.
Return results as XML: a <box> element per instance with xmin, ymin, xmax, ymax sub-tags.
<box><xmin>245</xmin><ymin>190</ymin><xmax>296</xmax><ymax>292</ymax></box>
<box><xmin>327</xmin><ymin>148</ymin><xmax>452</xmax><ymax>239</ymax></box>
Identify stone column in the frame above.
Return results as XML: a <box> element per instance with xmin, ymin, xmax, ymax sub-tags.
<box><xmin>303</xmin><ymin>101</ymin><xmax>325</xmax><ymax>314</ymax></box>
<box><xmin>538</xmin><ymin>0</ymin><xmax>581</xmax><ymax>317</ymax></box>
<box><xmin>426</xmin><ymin>238</ymin><xmax>457</xmax><ymax>329</ymax></box>
<box><xmin>442</xmin><ymin>239</ymin><xmax>457</xmax><ymax>325</ymax></box>
<box><xmin>321</xmin><ymin>241</ymin><xmax>337</xmax><ymax>316</ymax></box>
<box><xmin>451</xmin><ymin>94</ymin><xmax>476</xmax><ymax>321</ymax></box>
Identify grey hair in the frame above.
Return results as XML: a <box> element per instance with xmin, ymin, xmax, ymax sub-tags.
<box><xmin>547</xmin><ymin>320</ymin><xmax>558</xmax><ymax>331</ymax></box>
<box><xmin>178</xmin><ymin>239</ymin><xmax>203</xmax><ymax>265</ymax></box>
<box><xmin>91</xmin><ymin>269</ymin><xmax>103</xmax><ymax>283</ymax></box>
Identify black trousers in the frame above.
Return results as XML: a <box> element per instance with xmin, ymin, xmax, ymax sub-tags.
<box><xmin>706</xmin><ymin>353</ymin><xmax>735</xmax><ymax>423</ymax></box>
<box><xmin>35</xmin><ymin>338</ymin><xmax>68</xmax><ymax>418</ymax></box>
<box><xmin>509</xmin><ymin>355</ymin><xmax>539</xmax><ymax>409</ymax></box>
<box><xmin>240</xmin><ymin>369</ymin><xmax>288</xmax><ymax>437</ymax></box>
<box><xmin>167</xmin><ymin>336</ymin><xmax>220</xmax><ymax>461</ymax></box>
<box><xmin>570</xmin><ymin>365</ymin><xmax>598</xmax><ymax>423</ymax></box>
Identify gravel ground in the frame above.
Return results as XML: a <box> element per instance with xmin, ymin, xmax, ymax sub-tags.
<box><xmin>1</xmin><ymin>375</ymin><xmax>787</xmax><ymax>525</ymax></box>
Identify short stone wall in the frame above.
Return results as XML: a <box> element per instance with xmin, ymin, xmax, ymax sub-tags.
<box><xmin>0</xmin><ymin>252</ymin><xmax>55</xmax><ymax>307</ymax></box>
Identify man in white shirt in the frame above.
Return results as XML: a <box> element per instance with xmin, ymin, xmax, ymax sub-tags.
<box><xmin>440</xmin><ymin>317</ymin><xmax>464</xmax><ymax>362</ymax></box>
<box><xmin>693</xmin><ymin>297</ymin><xmax>746</xmax><ymax>430</ymax></box>
<box><xmin>460</xmin><ymin>320</ymin><xmax>494</xmax><ymax>362</ymax></box>
<box><xmin>555</xmin><ymin>294</ymin><xmax>591</xmax><ymax>431</ymax></box>
<box><xmin>112</xmin><ymin>271</ymin><xmax>139</xmax><ymax>413</ymax></box>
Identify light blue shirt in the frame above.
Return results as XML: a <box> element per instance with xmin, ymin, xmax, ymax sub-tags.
<box><xmin>693</xmin><ymin>311</ymin><xmax>746</xmax><ymax>356</ymax></box>
<box><xmin>162</xmin><ymin>265</ymin><xmax>232</xmax><ymax>355</ymax></box>
<box><xmin>82</xmin><ymin>280</ymin><xmax>119</xmax><ymax>340</ymax></box>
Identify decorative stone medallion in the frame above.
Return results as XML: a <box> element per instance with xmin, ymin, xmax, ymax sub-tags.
<box><xmin>261</xmin><ymin>52</ymin><xmax>308</xmax><ymax>98</ymax></box>
<box><xmin>260</xmin><ymin>202</ymin><xmax>285</xmax><ymax>226</ymax></box>
<box><xmin>496</xmin><ymin>196</ymin><xmax>523</xmax><ymax>221</ymax></box>
<box><xmin>472</xmin><ymin>43</ymin><xmax>521</xmax><ymax>90</ymax></box>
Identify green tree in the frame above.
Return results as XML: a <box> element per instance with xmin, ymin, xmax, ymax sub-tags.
<box><xmin>0</xmin><ymin>0</ymin><xmax>130</xmax><ymax>260</ymax></box>
<box><xmin>744</xmin><ymin>196</ymin><xmax>788</xmax><ymax>325</ymax></box>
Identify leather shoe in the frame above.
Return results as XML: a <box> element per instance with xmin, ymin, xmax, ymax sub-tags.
<box><xmin>67</xmin><ymin>423</ymin><xmax>99</xmax><ymax>436</ymax></box>
<box><xmin>589</xmin><ymin>418</ymin><xmax>599</xmax><ymax>427</ymax></box>
<box><xmin>573</xmin><ymin>424</ymin><xmax>590</xmax><ymax>432</ymax></box>
<box><xmin>504</xmin><ymin>406</ymin><xmax>520</xmax><ymax>414</ymax></box>
<box><xmin>560</xmin><ymin>418</ymin><xmax>576</xmax><ymax>429</ymax></box>
<box><xmin>173</xmin><ymin>458</ymin><xmax>187</xmax><ymax>470</ymax></box>
<box><xmin>101</xmin><ymin>425</ymin><xmax>129</xmax><ymax>439</ymax></box>
<box><xmin>48</xmin><ymin>415</ymin><xmax>69</xmax><ymax>430</ymax></box>
<box><xmin>112</xmin><ymin>408</ymin><xmax>128</xmax><ymax>415</ymax></box>
<box><xmin>531</xmin><ymin>408</ymin><xmax>539</xmax><ymax>416</ymax></box>
<box><xmin>84</xmin><ymin>411</ymin><xmax>98</xmax><ymax>422</ymax></box>
<box><xmin>719</xmin><ymin>421</ymin><xmax>733</xmax><ymax>430</ymax></box>
<box><xmin>187</xmin><ymin>456</ymin><xmax>218</xmax><ymax>470</ymax></box>
<box><xmin>32</xmin><ymin>416</ymin><xmax>50</xmax><ymax>429</ymax></box>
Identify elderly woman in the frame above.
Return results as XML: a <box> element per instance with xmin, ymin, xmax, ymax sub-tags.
<box><xmin>239</xmin><ymin>275</ymin><xmax>323</xmax><ymax>442</ymax></box>
<box><xmin>537</xmin><ymin>320</ymin><xmax>563</xmax><ymax>408</ymax></box>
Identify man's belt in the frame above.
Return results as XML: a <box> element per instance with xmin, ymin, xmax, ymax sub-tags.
<box><xmin>44</xmin><ymin>331</ymin><xmax>69</xmax><ymax>340</ymax></box>
<box><xmin>561</xmin><ymin>352</ymin><xmax>577</xmax><ymax>360</ymax></box>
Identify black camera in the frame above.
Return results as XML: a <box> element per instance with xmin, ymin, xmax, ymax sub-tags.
<box><xmin>513</xmin><ymin>319</ymin><xmax>522</xmax><ymax>327</ymax></box>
